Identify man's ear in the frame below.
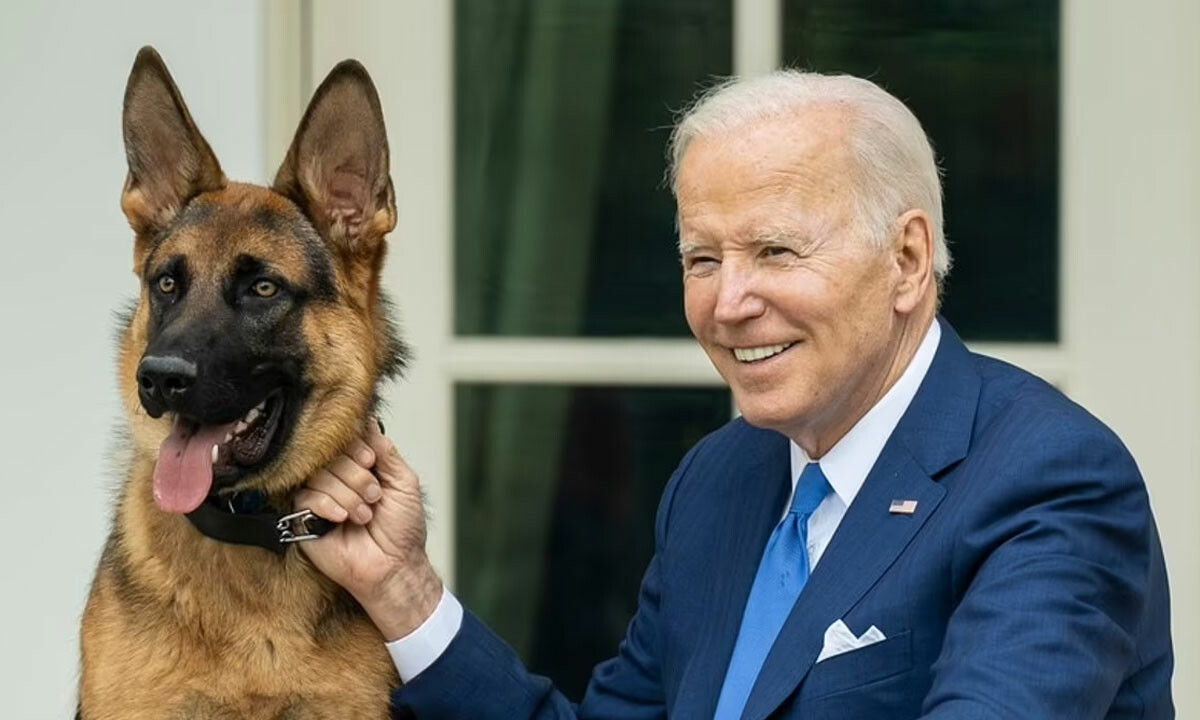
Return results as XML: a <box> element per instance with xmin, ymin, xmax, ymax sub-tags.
<box><xmin>273</xmin><ymin>60</ymin><xmax>395</xmax><ymax>257</ymax></box>
<box><xmin>121</xmin><ymin>46</ymin><xmax>226</xmax><ymax>242</ymax></box>
<box><xmin>892</xmin><ymin>209</ymin><xmax>935</xmax><ymax>314</ymax></box>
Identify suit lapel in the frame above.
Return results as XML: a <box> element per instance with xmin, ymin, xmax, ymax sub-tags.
<box><xmin>740</xmin><ymin>318</ymin><xmax>980</xmax><ymax>720</ymax></box>
<box><xmin>672</xmin><ymin>429</ymin><xmax>792</xmax><ymax>720</ymax></box>
<box><xmin>740</xmin><ymin>450</ymin><xmax>945</xmax><ymax>720</ymax></box>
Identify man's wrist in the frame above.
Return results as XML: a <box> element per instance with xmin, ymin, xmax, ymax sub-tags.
<box><xmin>385</xmin><ymin>586</ymin><xmax>464</xmax><ymax>682</ymax></box>
<box><xmin>357</xmin><ymin>559</ymin><xmax>444</xmax><ymax>642</ymax></box>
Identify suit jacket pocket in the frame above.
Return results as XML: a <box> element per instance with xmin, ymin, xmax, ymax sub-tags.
<box><xmin>802</xmin><ymin>629</ymin><xmax>912</xmax><ymax>700</ymax></box>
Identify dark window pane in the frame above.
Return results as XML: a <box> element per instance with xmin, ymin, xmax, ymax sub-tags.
<box><xmin>783</xmin><ymin>0</ymin><xmax>1060</xmax><ymax>341</ymax></box>
<box><xmin>455</xmin><ymin>0</ymin><xmax>732</xmax><ymax>337</ymax></box>
<box><xmin>455</xmin><ymin>384</ymin><xmax>731</xmax><ymax>699</ymax></box>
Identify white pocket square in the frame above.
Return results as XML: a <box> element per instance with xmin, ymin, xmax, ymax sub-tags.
<box><xmin>816</xmin><ymin>619</ymin><xmax>887</xmax><ymax>663</ymax></box>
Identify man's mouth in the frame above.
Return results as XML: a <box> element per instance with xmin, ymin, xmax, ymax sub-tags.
<box><xmin>151</xmin><ymin>390</ymin><xmax>287</xmax><ymax>514</ymax></box>
<box><xmin>732</xmin><ymin>342</ymin><xmax>796</xmax><ymax>363</ymax></box>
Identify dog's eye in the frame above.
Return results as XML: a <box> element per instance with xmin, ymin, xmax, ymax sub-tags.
<box><xmin>156</xmin><ymin>275</ymin><xmax>176</xmax><ymax>294</ymax></box>
<box><xmin>251</xmin><ymin>279</ymin><xmax>278</xmax><ymax>298</ymax></box>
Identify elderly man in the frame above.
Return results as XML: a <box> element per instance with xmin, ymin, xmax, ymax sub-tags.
<box><xmin>298</xmin><ymin>71</ymin><xmax>1173</xmax><ymax>719</ymax></box>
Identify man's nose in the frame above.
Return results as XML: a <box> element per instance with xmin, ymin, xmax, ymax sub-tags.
<box><xmin>712</xmin><ymin>265</ymin><xmax>766</xmax><ymax>324</ymax></box>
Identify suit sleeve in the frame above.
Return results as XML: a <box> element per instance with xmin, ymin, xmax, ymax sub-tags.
<box><xmin>391</xmin><ymin>439</ymin><xmax>704</xmax><ymax>720</ymax></box>
<box><xmin>919</xmin><ymin>418</ymin><xmax>1171</xmax><ymax>719</ymax></box>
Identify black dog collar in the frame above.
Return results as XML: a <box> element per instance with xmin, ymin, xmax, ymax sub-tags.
<box><xmin>185</xmin><ymin>490</ymin><xmax>336</xmax><ymax>555</ymax></box>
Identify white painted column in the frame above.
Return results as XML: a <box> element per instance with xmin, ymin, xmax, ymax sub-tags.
<box><xmin>303</xmin><ymin>1</ymin><xmax>458</xmax><ymax>580</ymax></box>
<box><xmin>1062</xmin><ymin>0</ymin><xmax>1200</xmax><ymax>710</ymax></box>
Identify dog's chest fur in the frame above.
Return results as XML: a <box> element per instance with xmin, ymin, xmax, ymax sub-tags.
<box><xmin>78</xmin><ymin>476</ymin><xmax>399</xmax><ymax>719</ymax></box>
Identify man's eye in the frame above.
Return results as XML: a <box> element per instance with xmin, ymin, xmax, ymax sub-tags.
<box><xmin>686</xmin><ymin>256</ymin><xmax>719</xmax><ymax>271</ymax></box>
<box><xmin>251</xmin><ymin>279</ymin><xmax>279</xmax><ymax>298</ymax></box>
<box><xmin>762</xmin><ymin>246</ymin><xmax>794</xmax><ymax>259</ymax></box>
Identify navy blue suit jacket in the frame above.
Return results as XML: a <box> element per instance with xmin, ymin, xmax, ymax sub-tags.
<box><xmin>394</xmin><ymin>321</ymin><xmax>1173</xmax><ymax>718</ymax></box>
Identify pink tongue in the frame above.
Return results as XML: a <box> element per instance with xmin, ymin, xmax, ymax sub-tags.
<box><xmin>153</xmin><ymin>417</ymin><xmax>235</xmax><ymax>513</ymax></box>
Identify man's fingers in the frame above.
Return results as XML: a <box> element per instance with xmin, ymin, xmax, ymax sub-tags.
<box><xmin>326</xmin><ymin>455</ymin><xmax>383</xmax><ymax>504</ymax></box>
<box><xmin>365</xmin><ymin>419</ymin><xmax>418</xmax><ymax>490</ymax></box>
<box><xmin>307</xmin><ymin>468</ymin><xmax>375</xmax><ymax>524</ymax></box>
<box><xmin>345</xmin><ymin>437</ymin><xmax>376</xmax><ymax>469</ymax></box>
<box><xmin>294</xmin><ymin>487</ymin><xmax>349</xmax><ymax>523</ymax></box>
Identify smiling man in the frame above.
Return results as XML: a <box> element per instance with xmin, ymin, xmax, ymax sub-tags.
<box><xmin>298</xmin><ymin>71</ymin><xmax>1174</xmax><ymax>719</ymax></box>
<box><xmin>676</xmin><ymin>97</ymin><xmax>939</xmax><ymax>460</ymax></box>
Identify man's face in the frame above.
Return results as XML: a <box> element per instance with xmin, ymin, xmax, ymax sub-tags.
<box><xmin>678</xmin><ymin>112</ymin><xmax>907</xmax><ymax>453</ymax></box>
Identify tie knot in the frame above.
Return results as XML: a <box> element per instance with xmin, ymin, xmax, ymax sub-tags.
<box><xmin>789</xmin><ymin>462</ymin><xmax>830</xmax><ymax>518</ymax></box>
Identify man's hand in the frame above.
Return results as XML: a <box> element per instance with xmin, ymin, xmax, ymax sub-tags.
<box><xmin>295</xmin><ymin>419</ymin><xmax>443</xmax><ymax>641</ymax></box>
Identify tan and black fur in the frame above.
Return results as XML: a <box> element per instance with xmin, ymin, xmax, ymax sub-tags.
<box><xmin>79</xmin><ymin>47</ymin><xmax>407</xmax><ymax>719</ymax></box>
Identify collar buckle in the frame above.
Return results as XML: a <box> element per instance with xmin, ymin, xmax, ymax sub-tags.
<box><xmin>276</xmin><ymin>509</ymin><xmax>322</xmax><ymax>543</ymax></box>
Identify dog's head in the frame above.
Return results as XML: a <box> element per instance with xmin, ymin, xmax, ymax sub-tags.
<box><xmin>117</xmin><ymin>47</ymin><xmax>404</xmax><ymax>513</ymax></box>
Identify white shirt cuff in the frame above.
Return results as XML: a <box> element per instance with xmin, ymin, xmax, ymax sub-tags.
<box><xmin>384</xmin><ymin>584</ymin><xmax>464</xmax><ymax>682</ymax></box>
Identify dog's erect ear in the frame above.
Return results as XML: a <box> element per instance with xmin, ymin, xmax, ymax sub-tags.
<box><xmin>121</xmin><ymin>46</ymin><xmax>226</xmax><ymax>240</ymax></box>
<box><xmin>273</xmin><ymin>60</ymin><xmax>395</xmax><ymax>256</ymax></box>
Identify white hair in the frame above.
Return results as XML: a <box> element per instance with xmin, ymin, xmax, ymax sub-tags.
<box><xmin>668</xmin><ymin>70</ymin><xmax>951</xmax><ymax>282</ymax></box>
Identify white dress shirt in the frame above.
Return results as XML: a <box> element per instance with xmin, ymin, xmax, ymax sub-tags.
<box><xmin>791</xmin><ymin>319</ymin><xmax>940</xmax><ymax>570</ymax></box>
<box><xmin>387</xmin><ymin>319</ymin><xmax>941</xmax><ymax>681</ymax></box>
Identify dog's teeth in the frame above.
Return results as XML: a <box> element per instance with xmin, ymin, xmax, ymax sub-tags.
<box><xmin>244</xmin><ymin>407</ymin><xmax>260</xmax><ymax>424</ymax></box>
<box><xmin>223</xmin><ymin>432</ymin><xmax>233</xmax><ymax>443</ymax></box>
<box><xmin>234</xmin><ymin>420</ymin><xmax>249</xmax><ymax>435</ymax></box>
<box><xmin>255</xmin><ymin>400</ymin><xmax>267</xmax><ymax>412</ymax></box>
<box><xmin>211</xmin><ymin>445</ymin><xmax>219</xmax><ymax>463</ymax></box>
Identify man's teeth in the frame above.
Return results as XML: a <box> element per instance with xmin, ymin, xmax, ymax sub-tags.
<box><xmin>733</xmin><ymin>342</ymin><xmax>795</xmax><ymax>363</ymax></box>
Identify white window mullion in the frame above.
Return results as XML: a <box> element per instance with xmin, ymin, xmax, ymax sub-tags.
<box><xmin>448</xmin><ymin>338</ymin><xmax>723</xmax><ymax>386</ymax></box>
<box><xmin>734</xmin><ymin>0</ymin><xmax>782</xmax><ymax>76</ymax></box>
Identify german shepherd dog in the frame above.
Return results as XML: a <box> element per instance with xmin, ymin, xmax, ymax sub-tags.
<box><xmin>78</xmin><ymin>47</ymin><xmax>406</xmax><ymax>718</ymax></box>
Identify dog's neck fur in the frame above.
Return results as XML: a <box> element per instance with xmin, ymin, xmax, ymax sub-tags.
<box><xmin>118</xmin><ymin>456</ymin><xmax>346</xmax><ymax>635</ymax></box>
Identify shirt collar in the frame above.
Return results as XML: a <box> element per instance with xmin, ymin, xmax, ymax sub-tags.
<box><xmin>790</xmin><ymin>319</ymin><xmax>942</xmax><ymax>506</ymax></box>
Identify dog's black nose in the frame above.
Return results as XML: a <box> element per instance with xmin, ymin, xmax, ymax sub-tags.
<box><xmin>137</xmin><ymin>355</ymin><xmax>198</xmax><ymax>416</ymax></box>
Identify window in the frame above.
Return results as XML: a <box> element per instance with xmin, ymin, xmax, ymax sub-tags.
<box><xmin>450</xmin><ymin>0</ymin><xmax>1060</xmax><ymax>695</ymax></box>
<box><xmin>455</xmin><ymin>0</ymin><xmax>732</xmax><ymax>337</ymax></box>
<box><xmin>453</xmin><ymin>0</ymin><xmax>733</xmax><ymax>696</ymax></box>
<box><xmin>783</xmin><ymin>0</ymin><xmax>1061</xmax><ymax>341</ymax></box>
<box><xmin>456</xmin><ymin>383</ymin><xmax>731</xmax><ymax>699</ymax></box>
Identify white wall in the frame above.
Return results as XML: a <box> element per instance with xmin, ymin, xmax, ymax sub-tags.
<box><xmin>0</xmin><ymin>2</ymin><xmax>264</xmax><ymax>716</ymax></box>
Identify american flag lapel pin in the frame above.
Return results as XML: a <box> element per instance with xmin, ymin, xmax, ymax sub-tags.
<box><xmin>889</xmin><ymin>499</ymin><xmax>919</xmax><ymax>515</ymax></box>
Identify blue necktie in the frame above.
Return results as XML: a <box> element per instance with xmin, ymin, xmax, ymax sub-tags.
<box><xmin>713</xmin><ymin>462</ymin><xmax>831</xmax><ymax>720</ymax></box>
